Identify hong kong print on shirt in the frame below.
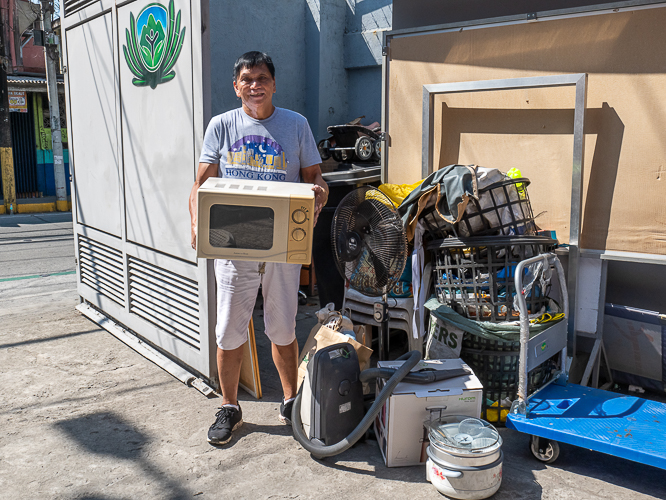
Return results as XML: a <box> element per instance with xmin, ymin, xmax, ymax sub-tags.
<box><xmin>225</xmin><ymin>136</ymin><xmax>287</xmax><ymax>181</ymax></box>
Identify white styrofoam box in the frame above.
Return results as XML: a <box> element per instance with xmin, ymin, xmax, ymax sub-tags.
<box><xmin>373</xmin><ymin>358</ymin><xmax>483</xmax><ymax>467</ymax></box>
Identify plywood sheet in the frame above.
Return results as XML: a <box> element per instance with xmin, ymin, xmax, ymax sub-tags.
<box><xmin>239</xmin><ymin>318</ymin><xmax>262</xmax><ymax>399</ymax></box>
<box><xmin>387</xmin><ymin>8</ymin><xmax>666</xmax><ymax>254</ymax></box>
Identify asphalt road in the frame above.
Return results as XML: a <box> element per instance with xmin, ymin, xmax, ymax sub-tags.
<box><xmin>0</xmin><ymin>212</ymin><xmax>77</xmax><ymax>317</ymax></box>
<box><xmin>1</xmin><ymin>212</ymin><xmax>665</xmax><ymax>500</ymax></box>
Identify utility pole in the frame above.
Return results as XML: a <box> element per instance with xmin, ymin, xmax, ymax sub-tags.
<box><xmin>0</xmin><ymin>6</ymin><xmax>16</xmax><ymax>214</ymax></box>
<box><xmin>41</xmin><ymin>0</ymin><xmax>66</xmax><ymax>211</ymax></box>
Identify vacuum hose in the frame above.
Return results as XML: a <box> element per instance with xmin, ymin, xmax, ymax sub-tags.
<box><xmin>292</xmin><ymin>350</ymin><xmax>422</xmax><ymax>458</ymax></box>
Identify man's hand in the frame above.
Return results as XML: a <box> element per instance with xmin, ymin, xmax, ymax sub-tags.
<box><xmin>311</xmin><ymin>184</ymin><xmax>326</xmax><ymax>226</ymax></box>
<box><xmin>189</xmin><ymin>162</ymin><xmax>219</xmax><ymax>251</ymax></box>
<box><xmin>301</xmin><ymin>164</ymin><xmax>329</xmax><ymax>227</ymax></box>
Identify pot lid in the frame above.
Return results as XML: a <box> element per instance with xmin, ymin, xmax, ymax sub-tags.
<box><xmin>427</xmin><ymin>415</ymin><xmax>500</xmax><ymax>453</ymax></box>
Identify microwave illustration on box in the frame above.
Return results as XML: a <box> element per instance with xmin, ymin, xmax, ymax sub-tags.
<box><xmin>196</xmin><ymin>178</ymin><xmax>315</xmax><ymax>264</ymax></box>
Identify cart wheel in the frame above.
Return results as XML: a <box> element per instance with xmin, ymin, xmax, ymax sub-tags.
<box><xmin>529</xmin><ymin>435</ymin><xmax>560</xmax><ymax>464</ymax></box>
<box><xmin>373</xmin><ymin>139</ymin><xmax>381</xmax><ymax>161</ymax></box>
<box><xmin>331</xmin><ymin>149</ymin><xmax>344</xmax><ymax>163</ymax></box>
<box><xmin>318</xmin><ymin>139</ymin><xmax>331</xmax><ymax>161</ymax></box>
<box><xmin>355</xmin><ymin>136</ymin><xmax>373</xmax><ymax>161</ymax></box>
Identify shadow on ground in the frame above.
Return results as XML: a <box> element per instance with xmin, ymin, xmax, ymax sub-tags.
<box><xmin>55</xmin><ymin>411</ymin><xmax>193</xmax><ymax>500</ymax></box>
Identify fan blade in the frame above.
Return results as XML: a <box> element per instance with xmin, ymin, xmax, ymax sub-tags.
<box><xmin>362</xmin><ymin>219</ymin><xmax>404</xmax><ymax>290</ymax></box>
<box><xmin>352</xmin><ymin>199</ymin><xmax>378</xmax><ymax>234</ymax></box>
<box><xmin>335</xmin><ymin>219</ymin><xmax>349</xmax><ymax>257</ymax></box>
<box><xmin>368</xmin><ymin>247</ymin><xmax>389</xmax><ymax>289</ymax></box>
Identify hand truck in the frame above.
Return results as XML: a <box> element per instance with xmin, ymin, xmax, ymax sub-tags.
<box><xmin>506</xmin><ymin>253</ymin><xmax>666</xmax><ymax>470</ymax></box>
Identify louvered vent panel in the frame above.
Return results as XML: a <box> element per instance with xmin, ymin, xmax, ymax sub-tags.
<box><xmin>64</xmin><ymin>0</ymin><xmax>100</xmax><ymax>16</ymax></box>
<box><xmin>128</xmin><ymin>257</ymin><xmax>200</xmax><ymax>350</ymax></box>
<box><xmin>78</xmin><ymin>235</ymin><xmax>125</xmax><ymax>306</ymax></box>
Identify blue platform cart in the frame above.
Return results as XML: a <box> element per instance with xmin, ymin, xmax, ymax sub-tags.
<box><xmin>506</xmin><ymin>253</ymin><xmax>666</xmax><ymax>470</ymax></box>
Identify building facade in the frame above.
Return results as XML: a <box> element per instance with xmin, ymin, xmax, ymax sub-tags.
<box><xmin>0</xmin><ymin>0</ymin><xmax>69</xmax><ymax>213</ymax></box>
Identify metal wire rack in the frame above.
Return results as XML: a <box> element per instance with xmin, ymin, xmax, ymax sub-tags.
<box><xmin>427</xmin><ymin>235</ymin><xmax>557</xmax><ymax>322</ymax></box>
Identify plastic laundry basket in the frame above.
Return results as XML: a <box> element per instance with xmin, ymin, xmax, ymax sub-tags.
<box><xmin>460</xmin><ymin>333</ymin><xmax>557</xmax><ymax>426</ymax></box>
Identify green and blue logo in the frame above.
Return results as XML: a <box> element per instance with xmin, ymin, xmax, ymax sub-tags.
<box><xmin>122</xmin><ymin>0</ymin><xmax>186</xmax><ymax>89</ymax></box>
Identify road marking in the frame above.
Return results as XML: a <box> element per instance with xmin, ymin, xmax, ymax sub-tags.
<box><xmin>0</xmin><ymin>288</ymin><xmax>77</xmax><ymax>301</ymax></box>
<box><xmin>0</xmin><ymin>270</ymin><xmax>76</xmax><ymax>282</ymax></box>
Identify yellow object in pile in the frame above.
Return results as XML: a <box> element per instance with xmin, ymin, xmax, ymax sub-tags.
<box><xmin>485</xmin><ymin>401</ymin><xmax>509</xmax><ymax>423</ymax></box>
<box><xmin>506</xmin><ymin>168</ymin><xmax>526</xmax><ymax>199</ymax></box>
<box><xmin>531</xmin><ymin>312</ymin><xmax>565</xmax><ymax>324</ymax></box>
<box><xmin>378</xmin><ymin>180</ymin><xmax>423</xmax><ymax>207</ymax></box>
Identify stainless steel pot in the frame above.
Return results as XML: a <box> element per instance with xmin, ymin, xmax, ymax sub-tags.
<box><xmin>425</xmin><ymin>415</ymin><xmax>503</xmax><ymax>500</ymax></box>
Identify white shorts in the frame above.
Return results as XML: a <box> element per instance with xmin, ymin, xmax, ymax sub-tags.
<box><xmin>214</xmin><ymin>259</ymin><xmax>302</xmax><ymax>350</ymax></box>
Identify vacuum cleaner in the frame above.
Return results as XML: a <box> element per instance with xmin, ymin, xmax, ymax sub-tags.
<box><xmin>292</xmin><ymin>345</ymin><xmax>469</xmax><ymax>458</ymax></box>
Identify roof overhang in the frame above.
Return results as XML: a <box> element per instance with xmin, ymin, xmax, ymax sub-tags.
<box><xmin>7</xmin><ymin>75</ymin><xmax>65</xmax><ymax>93</ymax></box>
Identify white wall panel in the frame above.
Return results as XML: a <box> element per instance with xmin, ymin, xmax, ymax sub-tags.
<box><xmin>119</xmin><ymin>0</ymin><xmax>196</xmax><ymax>263</ymax></box>
<box><xmin>67</xmin><ymin>13</ymin><xmax>122</xmax><ymax>237</ymax></box>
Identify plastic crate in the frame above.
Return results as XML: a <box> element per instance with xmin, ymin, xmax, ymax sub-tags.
<box><xmin>428</xmin><ymin>235</ymin><xmax>557</xmax><ymax>322</ymax></box>
<box><xmin>421</xmin><ymin>177</ymin><xmax>537</xmax><ymax>240</ymax></box>
<box><xmin>460</xmin><ymin>333</ymin><xmax>557</xmax><ymax>426</ymax></box>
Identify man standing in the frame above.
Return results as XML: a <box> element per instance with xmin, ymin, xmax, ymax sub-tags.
<box><xmin>189</xmin><ymin>52</ymin><xmax>328</xmax><ymax>445</ymax></box>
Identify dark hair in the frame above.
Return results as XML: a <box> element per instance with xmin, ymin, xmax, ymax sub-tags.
<box><xmin>233</xmin><ymin>51</ymin><xmax>275</xmax><ymax>81</ymax></box>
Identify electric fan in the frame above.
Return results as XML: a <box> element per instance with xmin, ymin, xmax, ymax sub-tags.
<box><xmin>331</xmin><ymin>186</ymin><xmax>408</xmax><ymax>359</ymax></box>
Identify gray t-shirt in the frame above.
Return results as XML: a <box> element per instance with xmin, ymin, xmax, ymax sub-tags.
<box><xmin>199</xmin><ymin>107</ymin><xmax>321</xmax><ymax>182</ymax></box>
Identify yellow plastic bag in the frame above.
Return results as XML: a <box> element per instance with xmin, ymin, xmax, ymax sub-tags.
<box><xmin>378</xmin><ymin>180</ymin><xmax>423</xmax><ymax>207</ymax></box>
<box><xmin>484</xmin><ymin>400</ymin><xmax>509</xmax><ymax>423</ymax></box>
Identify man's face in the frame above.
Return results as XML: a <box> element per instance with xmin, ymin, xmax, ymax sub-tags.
<box><xmin>233</xmin><ymin>64</ymin><xmax>276</xmax><ymax>108</ymax></box>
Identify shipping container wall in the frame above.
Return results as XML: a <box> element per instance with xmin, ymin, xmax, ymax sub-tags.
<box><xmin>386</xmin><ymin>7</ymin><xmax>666</xmax><ymax>255</ymax></box>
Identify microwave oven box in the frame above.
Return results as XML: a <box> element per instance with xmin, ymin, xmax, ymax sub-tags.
<box><xmin>374</xmin><ymin>358</ymin><xmax>483</xmax><ymax>467</ymax></box>
<box><xmin>196</xmin><ymin>178</ymin><xmax>315</xmax><ymax>264</ymax></box>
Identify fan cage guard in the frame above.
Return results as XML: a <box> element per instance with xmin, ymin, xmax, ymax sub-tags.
<box><xmin>427</xmin><ymin>236</ymin><xmax>557</xmax><ymax>322</ymax></box>
<box><xmin>421</xmin><ymin>177</ymin><xmax>537</xmax><ymax>240</ymax></box>
<box><xmin>332</xmin><ymin>186</ymin><xmax>408</xmax><ymax>297</ymax></box>
<box><xmin>460</xmin><ymin>333</ymin><xmax>558</xmax><ymax>426</ymax></box>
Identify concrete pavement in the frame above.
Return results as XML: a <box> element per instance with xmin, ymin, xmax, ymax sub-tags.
<box><xmin>1</xmin><ymin>212</ymin><xmax>665</xmax><ymax>500</ymax></box>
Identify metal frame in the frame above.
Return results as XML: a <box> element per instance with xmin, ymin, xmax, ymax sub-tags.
<box><xmin>421</xmin><ymin>74</ymin><xmax>587</xmax><ymax>356</ymax></box>
<box><xmin>380</xmin><ymin>31</ymin><xmax>389</xmax><ymax>183</ymax></box>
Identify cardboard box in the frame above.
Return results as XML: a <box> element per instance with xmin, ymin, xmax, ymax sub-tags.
<box><xmin>373</xmin><ymin>358</ymin><xmax>483</xmax><ymax>467</ymax></box>
<box><xmin>297</xmin><ymin>323</ymin><xmax>371</xmax><ymax>389</ymax></box>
